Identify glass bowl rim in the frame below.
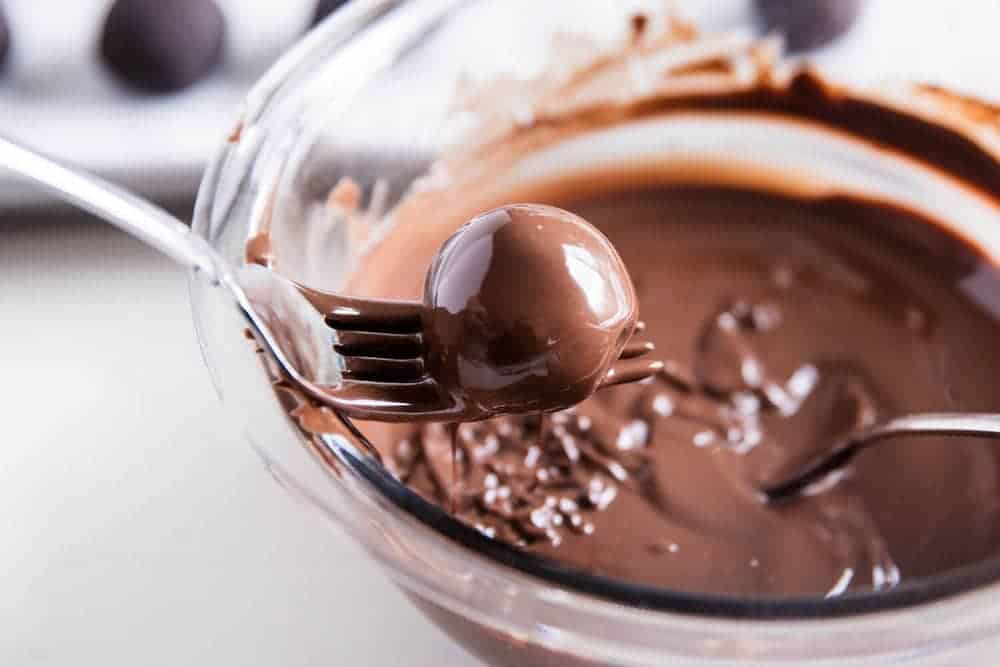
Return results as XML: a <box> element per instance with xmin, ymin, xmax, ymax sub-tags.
<box><xmin>191</xmin><ymin>0</ymin><xmax>1000</xmax><ymax>622</ymax></box>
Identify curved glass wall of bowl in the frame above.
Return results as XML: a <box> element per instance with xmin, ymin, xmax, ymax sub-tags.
<box><xmin>191</xmin><ymin>1</ymin><xmax>1000</xmax><ymax>664</ymax></box>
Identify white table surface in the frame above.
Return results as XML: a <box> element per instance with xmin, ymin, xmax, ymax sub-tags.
<box><xmin>0</xmin><ymin>218</ymin><xmax>473</xmax><ymax>666</ymax></box>
<box><xmin>2</xmin><ymin>2</ymin><xmax>999</xmax><ymax>666</ymax></box>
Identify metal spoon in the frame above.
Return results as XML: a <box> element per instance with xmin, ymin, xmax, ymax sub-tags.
<box><xmin>763</xmin><ymin>412</ymin><xmax>1000</xmax><ymax>501</ymax></box>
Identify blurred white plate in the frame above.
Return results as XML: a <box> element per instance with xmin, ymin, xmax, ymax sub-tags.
<box><xmin>0</xmin><ymin>0</ymin><xmax>996</xmax><ymax>209</ymax></box>
<box><xmin>0</xmin><ymin>0</ymin><xmax>316</xmax><ymax>207</ymax></box>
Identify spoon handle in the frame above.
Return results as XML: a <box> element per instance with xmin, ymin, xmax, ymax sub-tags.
<box><xmin>867</xmin><ymin>412</ymin><xmax>1000</xmax><ymax>443</ymax></box>
<box><xmin>766</xmin><ymin>412</ymin><xmax>1000</xmax><ymax>501</ymax></box>
<box><xmin>0</xmin><ymin>135</ymin><xmax>226</xmax><ymax>284</ymax></box>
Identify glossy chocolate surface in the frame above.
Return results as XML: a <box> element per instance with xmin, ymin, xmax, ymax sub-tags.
<box><xmin>423</xmin><ymin>204</ymin><xmax>639</xmax><ymax>419</ymax></box>
<box><xmin>352</xmin><ymin>183</ymin><xmax>1000</xmax><ymax>596</ymax></box>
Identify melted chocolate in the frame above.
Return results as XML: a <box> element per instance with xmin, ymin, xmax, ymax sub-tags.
<box><xmin>528</xmin><ymin>70</ymin><xmax>1000</xmax><ymax>201</ymax></box>
<box><xmin>351</xmin><ymin>184</ymin><xmax>1000</xmax><ymax>597</ymax></box>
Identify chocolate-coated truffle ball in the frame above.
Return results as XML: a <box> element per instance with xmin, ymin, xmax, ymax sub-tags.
<box><xmin>422</xmin><ymin>204</ymin><xmax>639</xmax><ymax>419</ymax></box>
<box><xmin>312</xmin><ymin>0</ymin><xmax>350</xmax><ymax>26</ymax></box>
<box><xmin>755</xmin><ymin>0</ymin><xmax>863</xmax><ymax>53</ymax></box>
<box><xmin>100</xmin><ymin>0</ymin><xmax>225</xmax><ymax>93</ymax></box>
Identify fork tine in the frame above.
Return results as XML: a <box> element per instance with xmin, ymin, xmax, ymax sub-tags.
<box><xmin>334</xmin><ymin>330</ymin><xmax>424</xmax><ymax>359</ymax></box>
<box><xmin>333</xmin><ymin>378</ymin><xmax>449</xmax><ymax>420</ymax></box>
<box><xmin>600</xmin><ymin>358</ymin><xmax>664</xmax><ymax>388</ymax></box>
<box><xmin>619</xmin><ymin>339</ymin><xmax>655</xmax><ymax>359</ymax></box>
<box><xmin>325</xmin><ymin>299</ymin><xmax>423</xmax><ymax>333</ymax></box>
<box><xmin>296</xmin><ymin>285</ymin><xmax>424</xmax><ymax>333</ymax></box>
<box><xmin>342</xmin><ymin>356</ymin><xmax>426</xmax><ymax>383</ymax></box>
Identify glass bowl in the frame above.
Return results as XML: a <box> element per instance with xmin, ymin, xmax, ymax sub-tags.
<box><xmin>190</xmin><ymin>1</ymin><xmax>1000</xmax><ymax>664</ymax></box>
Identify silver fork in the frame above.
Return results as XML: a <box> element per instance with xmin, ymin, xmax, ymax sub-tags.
<box><xmin>0</xmin><ymin>136</ymin><xmax>403</xmax><ymax>415</ymax></box>
<box><xmin>0</xmin><ymin>136</ymin><xmax>654</xmax><ymax>421</ymax></box>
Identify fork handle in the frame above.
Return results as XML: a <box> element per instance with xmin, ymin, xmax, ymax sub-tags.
<box><xmin>0</xmin><ymin>135</ymin><xmax>228</xmax><ymax>284</ymax></box>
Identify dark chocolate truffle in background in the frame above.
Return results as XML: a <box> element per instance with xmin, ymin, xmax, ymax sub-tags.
<box><xmin>100</xmin><ymin>0</ymin><xmax>225</xmax><ymax>93</ymax></box>
<box><xmin>755</xmin><ymin>0</ymin><xmax>863</xmax><ymax>52</ymax></box>
<box><xmin>312</xmin><ymin>0</ymin><xmax>350</xmax><ymax>26</ymax></box>
<box><xmin>0</xmin><ymin>3</ymin><xmax>9</xmax><ymax>69</ymax></box>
